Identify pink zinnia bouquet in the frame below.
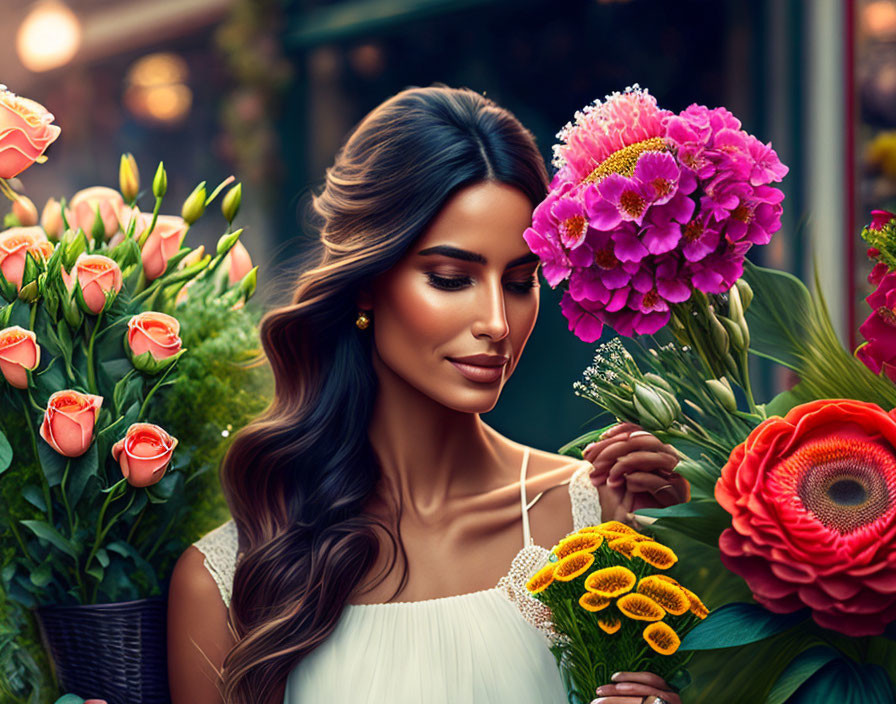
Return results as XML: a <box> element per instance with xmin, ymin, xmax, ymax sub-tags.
<box><xmin>525</xmin><ymin>85</ymin><xmax>788</xmax><ymax>341</ymax></box>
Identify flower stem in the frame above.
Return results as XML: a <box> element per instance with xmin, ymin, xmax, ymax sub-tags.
<box><xmin>739</xmin><ymin>349</ymin><xmax>764</xmax><ymax>418</ymax></box>
<box><xmin>137</xmin><ymin>361</ymin><xmax>177</xmax><ymax>421</ymax></box>
<box><xmin>83</xmin><ymin>477</ymin><xmax>126</xmax><ymax>578</ymax></box>
<box><xmin>19</xmin><ymin>394</ymin><xmax>53</xmax><ymax>527</ymax></box>
<box><xmin>59</xmin><ymin>459</ymin><xmax>75</xmax><ymax>539</ymax></box>
<box><xmin>29</xmin><ymin>302</ymin><xmax>37</xmax><ymax>331</ymax></box>
<box><xmin>86</xmin><ymin>310</ymin><xmax>103</xmax><ymax>395</ymax></box>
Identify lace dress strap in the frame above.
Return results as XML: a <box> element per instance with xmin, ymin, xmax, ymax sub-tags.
<box><xmin>193</xmin><ymin>519</ymin><xmax>239</xmax><ymax>609</ymax></box>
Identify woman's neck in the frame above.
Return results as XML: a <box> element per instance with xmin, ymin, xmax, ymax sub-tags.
<box><xmin>366</xmin><ymin>362</ymin><xmax>515</xmax><ymax>522</ymax></box>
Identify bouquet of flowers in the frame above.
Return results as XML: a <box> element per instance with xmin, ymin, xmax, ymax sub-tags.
<box><xmin>529</xmin><ymin>85</ymin><xmax>896</xmax><ymax>702</ymax></box>
<box><xmin>0</xmin><ymin>86</ymin><xmax>273</xmax><ymax>703</ymax></box>
<box><xmin>526</xmin><ymin>521</ymin><xmax>708</xmax><ymax>704</ymax></box>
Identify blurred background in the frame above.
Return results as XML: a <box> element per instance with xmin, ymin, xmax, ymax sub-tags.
<box><xmin>0</xmin><ymin>0</ymin><xmax>879</xmax><ymax>450</ymax></box>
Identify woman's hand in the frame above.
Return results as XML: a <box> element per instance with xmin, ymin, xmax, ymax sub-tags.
<box><xmin>584</xmin><ymin>422</ymin><xmax>689</xmax><ymax>527</ymax></box>
<box><xmin>591</xmin><ymin>671</ymin><xmax>682</xmax><ymax>704</ymax></box>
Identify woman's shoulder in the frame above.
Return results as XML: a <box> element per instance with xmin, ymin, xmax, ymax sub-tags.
<box><xmin>191</xmin><ymin>519</ymin><xmax>239</xmax><ymax>608</ymax></box>
<box><xmin>525</xmin><ymin>446</ymin><xmax>592</xmax><ymax>488</ymax></box>
<box><xmin>521</xmin><ymin>446</ymin><xmax>601</xmax><ymax>533</ymax></box>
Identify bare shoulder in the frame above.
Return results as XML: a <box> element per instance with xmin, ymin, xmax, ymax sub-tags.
<box><xmin>526</xmin><ymin>446</ymin><xmax>587</xmax><ymax>487</ymax></box>
<box><xmin>522</xmin><ymin>447</ymin><xmax>589</xmax><ymax>547</ymax></box>
<box><xmin>168</xmin><ymin>545</ymin><xmax>234</xmax><ymax>704</ymax></box>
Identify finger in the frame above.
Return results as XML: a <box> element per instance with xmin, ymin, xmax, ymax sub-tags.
<box><xmin>584</xmin><ymin>434</ymin><xmax>631</xmax><ymax>463</ymax></box>
<box><xmin>591</xmin><ymin>697</ymin><xmax>644</xmax><ymax>704</ymax></box>
<box><xmin>589</xmin><ymin>435</ymin><xmax>663</xmax><ymax>471</ymax></box>
<box><xmin>607</xmin><ymin>451</ymin><xmax>680</xmax><ymax>482</ymax></box>
<box><xmin>595</xmin><ymin>683</ymin><xmax>669</xmax><ymax>698</ymax></box>
<box><xmin>610</xmin><ymin>672</ymin><xmax>672</xmax><ymax>689</ymax></box>
<box><xmin>615</xmin><ymin>472</ymin><xmax>689</xmax><ymax>504</ymax></box>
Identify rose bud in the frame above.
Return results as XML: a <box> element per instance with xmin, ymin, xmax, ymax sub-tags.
<box><xmin>125</xmin><ymin>311</ymin><xmax>184</xmax><ymax>374</ymax></box>
<box><xmin>0</xmin><ymin>88</ymin><xmax>61</xmax><ymax>179</ymax></box>
<box><xmin>137</xmin><ymin>214</ymin><xmax>188</xmax><ymax>281</ymax></box>
<box><xmin>111</xmin><ymin>422</ymin><xmax>178</xmax><ymax>488</ymax></box>
<box><xmin>67</xmin><ymin>187</ymin><xmax>124</xmax><ymax>243</ymax></box>
<box><xmin>119</xmin><ymin>153</ymin><xmax>140</xmax><ymax>203</ymax></box>
<box><xmin>39</xmin><ymin>389</ymin><xmax>103</xmax><ymax>457</ymax></box>
<box><xmin>0</xmin><ymin>325</ymin><xmax>40</xmax><ymax>388</ymax></box>
<box><xmin>0</xmin><ymin>227</ymin><xmax>47</xmax><ymax>290</ymax></box>
<box><xmin>72</xmin><ymin>253</ymin><xmax>122</xmax><ymax>315</ymax></box>
<box><xmin>41</xmin><ymin>198</ymin><xmax>65</xmax><ymax>240</ymax></box>
<box><xmin>12</xmin><ymin>195</ymin><xmax>38</xmax><ymax>226</ymax></box>
<box><xmin>224</xmin><ymin>239</ymin><xmax>253</xmax><ymax>286</ymax></box>
<box><xmin>177</xmin><ymin>244</ymin><xmax>205</xmax><ymax>270</ymax></box>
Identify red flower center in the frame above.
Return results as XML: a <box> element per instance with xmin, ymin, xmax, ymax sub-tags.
<box><xmin>651</xmin><ymin>178</ymin><xmax>672</xmax><ymax>198</ymax></box>
<box><xmin>643</xmin><ymin>289</ymin><xmax>660</xmax><ymax>308</ymax></box>
<box><xmin>594</xmin><ymin>246</ymin><xmax>619</xmax><ymax>270</ymax></box>
<box><xmin>877</xmin><ymin>306</ymin><xmax>896</xmax><ymax>329</ymax></box>
<box><xmin>562</xmin><ymin>215</ymin><xmax>586</xmax><ymax>241</ymax></box>
<box><xmin>732</xmin><ymin>203</ymin><xmax>754</xmax><ymax>224</ymax></box>
<box><xmin>619</xmin><ymin>190</ymin><xmax>647</xmax><ymax>218</ymax></box>
<box><xmin>683</xmin><ymin>220</ymin><xmax>704</xmax><ymax>242</ymax></box>
<box><xmin>770</xmin><ymin>437</ymin><xmax>896</xmax><ymax>535</ymax></box>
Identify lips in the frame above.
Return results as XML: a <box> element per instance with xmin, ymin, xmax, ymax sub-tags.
<box><xmin>447</xmin><ymin>354</ymin><xmax>509</xmax><ymax>383</ymax></box>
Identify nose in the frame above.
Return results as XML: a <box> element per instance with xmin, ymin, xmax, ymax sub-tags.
<box><xmin>471</xmin><ymin>276</ymin><xmax>510</xmax><ymax>341</ymax></box>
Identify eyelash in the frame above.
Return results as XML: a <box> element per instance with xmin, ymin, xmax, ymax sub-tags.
<box><xmin>425</xmin><ymin>273</ymin><xmax>539</xmax><ymax>293</ymax></box>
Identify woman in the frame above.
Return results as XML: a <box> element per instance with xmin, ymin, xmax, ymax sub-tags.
<box><xmin>167</xmin><ymin>84</ymin><xmax>689</xmax><ymax>704</ymax></box>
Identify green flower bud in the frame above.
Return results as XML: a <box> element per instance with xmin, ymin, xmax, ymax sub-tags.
<box><xmin>152</xmin><ymin>162</ymin><xmax>167</xmax><ymax>199</ymax></box>
<box><xmin>63</xmin><ymin>230</ymin><xmax>88</xmax><ymax>271</ymax></box>
<box><xmin>62</xmin><ymin>293</ymin><xmax>82</xmax><ymax>328</ymax></box>
<box><xmin>720</xmin><ymin>317</ymin><xmax>746</xmax><ymax>353</ymax></box>
<box><xmin>709</xmin><ymin>314</ymin><xmax>730</xmax><ymax>356</ymax></box>
<box><xmin>221</xmin><ymin>183</ymin><xmax>241</xmax><ymax>223</ymax></box>
<box><xmin>633</xmin><ymin>383</ymin><xmax>677</xmax><ymax>430</ymax></box>
<box><xmin>238</xmin><ymin>265</ymin><xmax>258</xmax><ymax>300</ymax></box>
<box><xmin>181</xmin><ymin>182</ymin><xmax>207</xmax><ymax>225</ymax></box>
<box><xmin>735</xmin><ymin>278</ymin><xmax>753</xmax><ymax>311</ymax></box>
<box><xmin>119</xmin><ymin>153</ymin><xmax>140</xmax><ymax>203</ymax></box>
<box><xmin>91</xmin><ymin>206</ymin><xmax>106</xmax><ymax>247</ymax></box>
<box><xmin>706</xmin><ymin>378</ymin><xmax>737</xmax><ymax>412</ymax></box>
<box><xmin>216</xmin><ymin>228</ymin><xmax>243</xmax><ymax>256</ymax></box>
<box><xmin>17</xmin><ymin>279</ymin><xmax>40</xmax><ymax>303</ymax></box>
<box><xmin>728</xmin><ymin>284</ymin><xmax>745</xmax><ymax>326</ymax></box>
<box><xmin>643</xmin><ymin>372</ymin><xmax>675</xmax><ymax>395</ymax></box>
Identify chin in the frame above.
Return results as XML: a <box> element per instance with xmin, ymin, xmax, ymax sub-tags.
<box><xmin>437</xmin><ymin>385</ymin><xmax>503</xmax><ymax>415</ymax></box>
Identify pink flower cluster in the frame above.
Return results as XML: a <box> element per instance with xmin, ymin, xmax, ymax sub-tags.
<box><xmin>524</xmin><ymin>86</ymin><xmax>789</xmax><ymax>342</ymax></box>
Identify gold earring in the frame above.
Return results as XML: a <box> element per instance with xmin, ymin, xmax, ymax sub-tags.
<box><xmin>355</xmin><ymin>311</ymin><xmax>371</xmax><ymax>330</ymax></box>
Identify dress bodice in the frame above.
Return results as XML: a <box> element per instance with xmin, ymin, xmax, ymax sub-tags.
<box><xmin>193</xmin><ymin>451</ymin><xmax>602</xmax><ymax>703</ymax></box>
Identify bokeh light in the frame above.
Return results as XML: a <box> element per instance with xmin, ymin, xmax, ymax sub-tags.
<box><xmin>16</xmin><ymin>0</ymin><xmax>82</xmax><ymax>72</ymax></box>
<box><xmin>124</xmin><ymin>52</ymin><xmax>192</xmax><ymax>126</ymax></box>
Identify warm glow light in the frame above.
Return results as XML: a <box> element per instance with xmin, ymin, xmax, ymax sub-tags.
<box><xmin>124</xmin><ymin>53</ymin><xmax>192</xmax><ymax>125</ymax></box>
<box><xmin>16</xmin><ymin>0</ymin><xmax>82</xmax><ymax>72</ymax></box>
<box><xmin>865</xmin><ymin>0</ymin><xmax>896</xmax><ymax>40</ymax></box>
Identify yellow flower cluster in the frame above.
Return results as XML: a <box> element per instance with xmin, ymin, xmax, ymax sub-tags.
<box><xmin>525</xmin><ymin>521</ymin><xmax>709</xmax><ymax>656</ymax></box>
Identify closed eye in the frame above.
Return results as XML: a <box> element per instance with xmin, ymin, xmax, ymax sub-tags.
<box><xmin>425</xmin><ymin>273</ymin><xmax>538</xmax><ymax>293</ymax></box>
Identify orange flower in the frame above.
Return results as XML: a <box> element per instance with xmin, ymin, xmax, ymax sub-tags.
<box><xmin>555</xmin><ymin>534</ymin><xmax>603</xmax><ymax>559</ymax></box>
<box><xmin>111</xmin><ymin>422</ymin><xmax>178</xmax><ymax>488</ymax></box>
<box><xmin>584</xmin><ymin>566</ymin><xmax>636</xmax><ymax>597</ymax></box>
<box><xmin>554</xmin><ymin>551</ymin><xmax>594</xmax><ymax>581</ymax></box>
<box><xmin>39</xmin><ymin>389</ymin><xmax>103</xmax><ymax>457</ymax></box>
<box><xmin>598</xmin><ymin>617</ymin><xmax>621</xmax><ymax>634</ymax></box>
<box><xmin>0</xmin><ymin>88</ymin><xmax>61</xmax><ymax>179</ymax></box>
<box><xmin>0</xmin><ymin>325</ymin><xmax>39</xmax><ymax>388</ymax></box>
<box><xmin>578</xmin><ymin>592</ymin><xmax>610</xmax><ymax>612</ymax></box>
<box><xmin>617</xmin><ymin>593</ymin><xmax>665</xmax><ymax>621</ymax></box>
<box><xmin>608</xmin><ymin>537</ymin><xmax>639</xmax><ymax>559</ymax></box>
<box><xmin>681</xmin><ymin>586</ymin><xmax>709</xmax><ymax>619</ymax></box>
<box><xmin>643</xmin><ymin>621</ymin><xmax>681</xmax><ymax>655</ymax></box>
<box><xmin>634</xmin><ymin>541</ymin><xmax>678</xmax><ymax>569</ymax></box>
<box><xmin>637</xmin><ymin>576</ymin><xmax>690</xmax><ymax>615</ymax></box>
<box><xmin>526</xmin><ymin>564</ymin><xmax>555</xmax><ymax>594</ymax></box>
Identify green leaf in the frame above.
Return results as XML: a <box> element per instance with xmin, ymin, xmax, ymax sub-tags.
<box><xmin>766</xmin><ymin>646</ymin><xmax>840</xmax><ymax>704</ymax></box>
<box><xmin>96</xmin><ymin>547</ymin><xmax>109</xmax><ymax>568</ymax></box>
<box><xmin>36</xmin><ymin>438</ymin><xmax>68</xmax><ymax>487</ymax></box>
<box><xmin>21</xmin><ymin>484</ymin><xmax>46</xmax><ymax>512</ymax></box>
<box><xmin>28</xmin><ymin>562</ymin><xmax>53</xmax><ymax>588</ymax></box>
<box><xmin>680</xmin><ymin>602</ymin><xmax>810</xmax><ymax>650</ymax></box>
<box><xmin>66</xmin><ymin>443</ymin><xmax>97</xmax><ymax>510</ymax></box>
<box><xmin>0</xmin><ymin>428</ymin><xmax>11</xmax><ymax>473</ymax></box>
<box><xmin>789</xmin><ymin>659</ymin><xmax>894</xmax><ymax>704</ymax></box>
<box><xmin>19</xmin><ymin>520</ymin><xmax>77</xmax><ymax>559</ymax></box>
<box><xmin>85</xmin><ymin>564</ymin><xmax>104</xmax><ymax>581</ymax></box>
<box><xmin>636</xmin><ymin>500</ymin><xmax>732</xmax><ymax>547</ymax></box>
<box><xmin>765</xmin><ymin>385</ymin><xmax>805</xmax><ymax>417</ymax></box>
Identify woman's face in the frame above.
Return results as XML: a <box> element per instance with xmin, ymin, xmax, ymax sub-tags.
<box><xmin>364</xmin><ymin>180</ymin><xmax>541</xmax><ymax>414</ymax></box>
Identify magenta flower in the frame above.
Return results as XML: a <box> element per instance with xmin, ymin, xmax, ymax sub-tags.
<box><xmin>857</xmin><ymin>271</ymin><xmax>896</xmax><ymax>383</ymax></box>
<box><xmin>870</xmin><ymin>209</ymin><xmax>896</xmax><ymax>231</ymax></box>
<box><xmin>527</xmin><ymin>86</ymin><xmax>788</xmax><ymax>341</ymax></box>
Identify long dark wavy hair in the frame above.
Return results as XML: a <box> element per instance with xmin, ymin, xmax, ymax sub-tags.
<box><xmin>218</xmin><ymin>83</ymin><xmax>549</xmax><ymax>704</ymax></box>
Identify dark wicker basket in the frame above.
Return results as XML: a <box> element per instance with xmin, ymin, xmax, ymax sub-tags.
<box><xmin>34</xmin><ymin>595</ymin><xmax>169</xmax><ymax>704</ymax></box>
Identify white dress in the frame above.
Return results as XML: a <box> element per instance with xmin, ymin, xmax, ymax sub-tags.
<box><xmin>193</xmin><ymin>448</ymin><xmax>602</xmax><ymax>704</ymax></box>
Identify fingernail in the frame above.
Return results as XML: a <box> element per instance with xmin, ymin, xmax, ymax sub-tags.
<box><xmin>594</xmin><ymin>686</ymin><xmax>610</xmax><ymax>695</ymax></box>
<box><xmin>592</xmin><ymin>699</ymin><xmax>610</xmax><ymax>704</ymax></box>
<box><xmin>610</xmin><ymin>672</ymin><xmax>622</xmax><ymax>681</ymax></box>
<box><xmin>629</xmin><ymin>430</ymin><xmax>652</xmax><ymax>438</ymax></box>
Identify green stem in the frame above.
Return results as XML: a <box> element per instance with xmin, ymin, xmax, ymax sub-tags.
<box><xmin>137</xmin><ymin>361</ymin><xmax>177</xmax><ymax>421</ymax></box>
<box><xmin>86</xmin><ymin>309</ymin><xmax>103</xmax><ymax>395</ymax></box>
<box><xmin>125</xmin><ymin>503</ymin><xmax>147</xmax><ymax>544</ymax></box>
<box><xmin>739</xmin><ymin>349</ymin><xmax>764</xmax><ymax>418</ymax></box>
<box><xmin>28</xmin><ymin>301</ymin><xmax>37</xmax><ymax>330</ymax></box>
<box><xmin>88</xmin><ymin>491</ymin><xmax>136</xmax><ymax>603</ymax></box>
<box><xmin>1</xmin><ymin>503</ymin><xmax>38</xmax><ymax>566</ymax></box>
<box><xmin>82</xmin><ymin>478</ymin><xmax>127</xmax><ymax>577</ymax></box>
<box><xmin>145</xmin><ymin>512</ymin><xmax>177</xmax><ymax>561</ymax></box>
<box><xmin>59</xmin><ymin>459</ymin><xmax>75</xmax><ymax>539</ymax></box>
<box><xmin>19</xmin><ymin>394</ymin><xmax>53</xmax><ymax>527</ymax></box>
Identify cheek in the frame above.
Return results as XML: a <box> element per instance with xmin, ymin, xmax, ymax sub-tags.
<box><xmin>374</xmin><ymin>275</ymin><xmax>467</xmax><ymax>350</ymax></box>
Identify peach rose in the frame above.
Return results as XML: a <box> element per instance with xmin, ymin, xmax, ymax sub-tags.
<box><xmin>0</xmin><ymin>325</ymin><xmax>40</xmax><ymax>388</ymax></box>
<box><xmin>67</xmin><ymin>187</ymin><xmax>124</xmax><ymax>241</ymax></box>
<box><xmin>72</xmin><ymin>253</ymin><xmax>122</xmax><ymax>314</ymax></box>
<box><xmin>111</xmin><ymin>422</ymin><xmax>178</xmax><ymax>488</ymax></box>
<box><xmin>0</xmin><ymin>88</ymin><xmax>61</xmax><ymax>179</ymax></box>
<box><xmin>224</xmin><ymin>239</ymin><xmax>252</xmax><ymax>286</ymax></box>
<box><xmin>137</xmin><ymin>214</ymin><xmax>188</xmax><ymax>281</ymax></box>
<box><xmin>12</xmin><ymin>195</ymin><xmax>38</xmax><ymax>226</ymax></box>
<box><xmin>41</xmin><ymin>197</ymin><xmax>64</xmax><ymax>240</ymax></box>
<box><xmin>0</xmin><ymin>226</ymin><xmax>47</xmax><ymax>289</ymax></box>
<box><xmin>126</xmin><ymin>311</ymin><xmax>182</xmax><ymax>359</ymax></box>
<box><xmin>39</xmin><ymin>389</ymin><xmax>103</xmax><ymax>457</ymax></box>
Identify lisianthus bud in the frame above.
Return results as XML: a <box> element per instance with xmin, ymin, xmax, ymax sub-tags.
<box><xmin>728</xmin><ymin>284</ymin><xmax>745</xmax><ymax>326</ymax></box>
<box><xmin>735</xmin><ymin>278</ymin><xmax>753</xmax><ymax>311</ymax></box>
<box><xmin>72</xmin><ymin>253</ymin><xmax>122</xmax><ymax>314</ymax></box>
<box><xmin>12</xmin><ymin>195</ymin><xmax>38</xmax><ymax>226</ymax></box>
<box><xmin>152</xmin><ymin>162</ymin><xmax>167</xmax><ymax>199</ymax></box>
<box><xmin>181</xmin><ymin>182</ymin><xmax>207</xmax><ymax>225</ymax></box>
<box><xmin>221</xmin><ymin>182</ymin><xmax>241</xmax><ymax>223</ymax></box>
<box><xmin>119</xmin><ymin>153</ymin><xmax>140</xmax><ymax>202</ymax></box>
<box><xmin>216</xmin><ymin>228</ymin><xmax>243</xmax><ymax>256</ymax></box>
<box><xmin>111</xmin><ymin>422</ymin><xmax>178</xmax><ymax>488</ymax></box>
<box><xmin>125</xmin><ymin>311</ymin><xmax>185</xmax><ymax>374</ymax></box>
<box><xmin>0</xmin><ymin>325</ymin><xmax>40</xmax><ymax>388</ymax></box>
<box><xmin>41</xmin><ymin>198</ymin><xmax>64</xmax><ymax>240</ymax></box>
<box><xmin>706</xmin><ymin>378</ymin><xmax>737</xmax><ymax>412</ymax></box>
<box><xmin>633</xmin><ymin>383</ymin><xmax>679</xmax><ymax>430</ymax></box>
<box><xmin>239</xmin><ymin>265</ymin><xmax>258</xmax><ymax>300</ymax></box>
<box><xmin>17</xmin><ymin>278</ymin><xmax>39</xmax><ymax>303</ymax></box>
<box><xmin>39</xmin><ymin>389</ymin><xmax>103</xmax><ymax>457</ymax></box>
<box><xmin>177</xmin><ymin>245</ymin><xmax>205</xmax><ymax>270</ymax></box>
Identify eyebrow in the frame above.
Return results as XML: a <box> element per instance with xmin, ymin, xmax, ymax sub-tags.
<box><xmin>416</xmin><ymin>245</ymin><xmax>539</xmax><ymax>268</ymax></box>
